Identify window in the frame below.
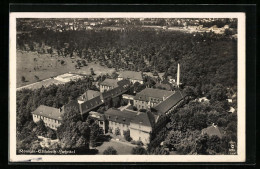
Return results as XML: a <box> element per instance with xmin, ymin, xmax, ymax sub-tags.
<box><xmin>100</xmin><ymin>121</ymin><xmax>103</xmax><ymax>125</ymax></box>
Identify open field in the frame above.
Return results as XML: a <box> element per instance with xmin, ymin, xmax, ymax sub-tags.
<box><xmin>16</xmin><ymin>50</ymin><xmax>115</xmax><ymax>88</ymax></box>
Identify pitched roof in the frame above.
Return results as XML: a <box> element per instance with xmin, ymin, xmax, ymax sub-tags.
<box><xmin>104</xmin><ymin>108</ymin><xmax>137</xmax><ymax>125</ymax></box>
<box><xmin>78</xmin><ymin>90</ymin><xmax>101</xmax><ymax>102</ymax></box>
<box><xmin>131</xmin><ymin>111</ymin><xmax>155</xmax><ymax>127</ymax></box>
<box><xmin>79</xmin><ymin>80</ymin><xmax>131</xmax><ymax>115</ymax></box>
<box><xmin>79</xmin><ymin>96</ymin><xmax>104</xmax><ymax>114</ymax></box>
<box><xmin>201</xmin><ymin>125</ymin><xmax>222</xmax><ymax>138</ymax></box>
<box><xmin>100</xmin><ymin>78</ymin><xmax>118</xmax><ymax>87</ymax></box>
<box><xmin>134</xmin><ymin>88</ymin><xmax>175</xmax><ymax>101</ymax></box>
<box><xmin>154</xmin><ymin>90</ymin><xmax>187</xmax><ymax>114</ymax></box>
<box><xmin>118</xmin><ymin>71</ymin><xmax>143</xmax><ymax>81</ymax></box>
<box><xmin>31</xmin><ymin>105</ymin><xmax>63</xmax><ymax>121</ymax></box>
<box><xmin>104</xmin><ymin>108</ymin><xmax>155</xmax><ymax>128</ymax></box>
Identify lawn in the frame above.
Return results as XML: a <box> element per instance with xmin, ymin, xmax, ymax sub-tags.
<box><xmin>96</xmin><ymin>139</ymin><xmax>136</xmax><ymax>155</ymax></box>
<box><xmin>16</xmin><ymin>50</ymin><xmax>115</xmax><ymax>88</ymax></box>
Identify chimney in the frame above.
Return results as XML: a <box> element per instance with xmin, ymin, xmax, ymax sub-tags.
<box><xmin>100</xmin><ymin>94</ymin><xmax>104</xmax><ymax>103</ymax></box>
<box><xmin>163</xmin><ymin>95</ymin><xmax>166</xmax><ymax>101</ymax></box>
<box><xmin>176</xmin><ymin>63</ymin><xmax>180</xmax><ymax>88</ymax></box>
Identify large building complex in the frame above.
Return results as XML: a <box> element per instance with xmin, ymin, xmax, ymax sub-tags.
<box><xmin>31</xmin><ymin>70</ymin><xmax>188</xmax><ymax>145</ymax></box>
<box><xmin>88</xmin><ymin>90</ymin><xmax>187</xmax><ymax>145</ymax></box>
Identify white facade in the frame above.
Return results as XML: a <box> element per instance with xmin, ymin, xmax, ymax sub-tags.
<box><xmin>32</xmin><ymin>114</ymin><xmax>61</xmax><ymax>130</ymax></box>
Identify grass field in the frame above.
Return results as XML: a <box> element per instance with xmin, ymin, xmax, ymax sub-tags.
<box><xmin>16</xmin><ymin>50</ymin><xmax>115</xmax><ymax>88</ymax></box>
<box><xmin>96</xmin><ymin>139</ymin><xmax>136</xmax><ymax>155</ymax></box>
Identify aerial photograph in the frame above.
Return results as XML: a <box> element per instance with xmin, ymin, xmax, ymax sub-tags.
<box><xmin>15</xmin><ymin>17</ymin><xmax>238</xmax><ymax>156</ymax></box>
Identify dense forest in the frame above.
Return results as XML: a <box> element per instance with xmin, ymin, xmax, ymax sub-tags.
<box><xmin>16</xmin><ymin>25</ymin><xmax>237</xmax><ymax>154</ymax></box>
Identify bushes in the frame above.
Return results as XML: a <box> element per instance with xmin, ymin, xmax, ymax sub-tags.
<box><xmin>114</xmin><ymin>127</ymin><xmax>121</xmax><ymax>136</ymax></box>
<box><xmin>103</xmin><ymin>146</ymin><xmax>117</xmax><ymax>155</ymax></box>
<box><xmin>123</xmin><ymin>130</ymin><xmax>132</xmax><ymax>142</ymax></box>
<box><xmin>131</xmin><ymin>146</ymin><xmax>147</xmax><ymax>155</ymax></box>
<box><xmin>130</xmin><ymin>140</ymin><xmax>144</xmax><ymax>146</ymax></box>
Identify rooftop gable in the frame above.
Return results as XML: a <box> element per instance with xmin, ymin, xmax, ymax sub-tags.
<box><xmin>32</xmin><ymin>105</ymin><xmax>63</xmax><ymax>121</ymax></box>
<box><xmin>134</xmin><ymin>88</ymin><xmax>175</xmax><ymax>101</ymax></box>
<box><xmin>154</xmin><ymin>90</ymin><xmax>187</xmax><ymax>114</ymax></box>
<box><xmin>100</xmin><ymin>78</ymin><xmax>118</xmax><ymax>87</ymax></box>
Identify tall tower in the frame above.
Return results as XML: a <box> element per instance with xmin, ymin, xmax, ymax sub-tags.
<box><xmin>177</xmin><ymin>63</ymin><xmax>180</xmax><ymax>88</ymax></box>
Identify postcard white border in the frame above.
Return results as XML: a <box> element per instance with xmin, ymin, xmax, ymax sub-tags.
<box><xmin>9</xmin><ymin>12</ymin><xmax>246</xmax><ymax>162</ymax></box>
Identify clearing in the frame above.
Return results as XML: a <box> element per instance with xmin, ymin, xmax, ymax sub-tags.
<box><xmin>16</xmin><ymin>50</ymin><xmax>115</xmax><ymax>88</ymax></box>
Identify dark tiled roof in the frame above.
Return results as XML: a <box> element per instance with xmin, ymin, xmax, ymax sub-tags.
<box><xmin>79</xmin><ymin>96</ymin><xmax>104</xmax><ymax>115</ymax></box>
<box><xmin>100</xmin><ymin>78</ymin><xmax>118</xmax><ymax>87</ymax></box>
<box><xmin>78</xmin><ymin>90</ymin><xmax>101</xmax><ymax>102</ymax></box>
<box><xmin>104</xmin><ymin>108</ymin><xmax>155</xmax><ymax>128</ymax></box>
<box><xmin>32</xmin><ymin>105</ymin><xmax>62</xmax><ymax>121</ymax></box>
<box><xmin>201</xmin><ymin>125</ymin><xmax>222</xmax><ymax>138</ymax></box>
<box><xmin>154</xmin><ymin>90</ymin><xmax>187</xmax><ymax>114</ymax></box>
<box><xmin>89</xmin><ymin>111</ymin><xmax>105</xmax><ymax>121</ymax></box>
<box><xmin>104</xmin><ymin>108</ymin><xmax>137</xmax><ymax>125</ymax></box>
<box><xmin>131</xmin><ymin>111</ymin><xmax>155</xmax><ymax>127</ymax></box>
<box><xmin>118</xmin><ymin>71</ymin><xmax>143</xmax><ymax>81</ymax></box>
<box><xmin>134</xmin><ymin>88</ymin><xmax>175</xmax><ymax>102</ymax></box>
<box><xmin>79</xmin><ymin>80</ymin><xmax>131</xmax><ymax>115</ymax></box>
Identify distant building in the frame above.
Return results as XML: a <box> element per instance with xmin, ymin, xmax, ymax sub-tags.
<box><xmin>134</xmin><ymin>88</ymin><xmax>175</xmax><ymax>110</ymax></box>
<box><xmin>117</xmin><ymin>71</ymin><xmax>144</xmax><ymax>84</ymax></box>
<box><xmin>168</xmin><ymin>76</ymin><xmax>176</xmax><ymax>84</ymax></box>
<box><xmin>201</xmin><ymin>124</ymin><xmax>222</xmax><ymax>139</ymax></box>
<box><xmin>54</xmin><ymin>73</ymin><xmax>83</xmax><ymax>83</ymax></box>
<box><xmin>31</xmin><ymin>105</ymin><xmax>63</xmax><ymax>130</ymax></box>
<box><xmin>100</xmin><ymin>78</ymin><xmax>119</xmax><ymax>93</ymax></box>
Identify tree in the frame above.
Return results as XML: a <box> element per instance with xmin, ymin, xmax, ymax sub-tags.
<box><xmin>82</xmin><ymin>60</ymin><xmax>87</xmax><ymax>66</ymax></box>
<box><xmin>115</xmin><ymin>127</ymin><xmax>121</xmax><ymax>136</ymax></box>
<box><xmin>131</xmin><ymin>146</ymin><xmax>147</xmax><ymax>155</ymax></box>
<box><xmin>21</xmin><ymin>76</ymin><xmax>26</xmax><ymax>83</ymax></box>
<box><xmin>112</xmin><ymin>97</ymin><xmax>120</xmax><ymax>108</ymax></box>
<box><xmin>103</xmin><ymin>146</ymin><xmax>117</xmax><ymax>155</ymax></box>
<box><xmin>57</xmin><ymin>106</ymin><xmax>90</xmax><ymax>149</ymax></box>
<box><xmin>207</xmin><ymin>135</ymin><xmax>222</xmax><ymax>154</ymax></box>
<box><xmin>34</xmin><ymin>75</ymin><xmax>40</xmax><ymax>81</ymax></box>
<box><xmin>208</xmin><ymin>84</ymin><xmax>227</xmax><ymax>102</ymax></box>
<box><xmin>195</xmin><ymin>134</ymin><xmax>209</xmax><ymax>155</ymax></box>
<box><xmin>90</xmin><ymin>68</ymin><xmax>95</xmax><ymax>75</ymax></box>
<box><xmin>123</xmin><ymin>130</ymin><xmax>132</xmax><ymax>142</ymax></box>
<box><xmin>90</xmin><ymin>123</ymin><xmax>101</xmax><ymax>148</ymax></box>
<box><xmin>35</xmin><ymin>119</ymin><xmax>47</xmax><ymax>136</ymax></box>
<box><xmin>46</xmin><ymin>128</ymin><xmax>57</xmax><ymax>139</ymax></box>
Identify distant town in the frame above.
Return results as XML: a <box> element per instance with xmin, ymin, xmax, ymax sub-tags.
<box><xmin>16</xmin><ymin>18</ymin><xmax>237</xmax><ymax>155</ymax></box>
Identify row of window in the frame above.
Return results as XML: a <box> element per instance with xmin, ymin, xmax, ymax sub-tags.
<box><xmin>45</xmin><ymin>122</ymin><xmax>58</xmax><ymax>129</ymax></box>
<box><xmin>109</xmin><ymin>121</ymin><xmax>127</xmax><ymax>128</ymax></box>
<box><xmin>34</xmin><ymin>114</ymin><xmax>60</xmax><ymax>124</ymax></box>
